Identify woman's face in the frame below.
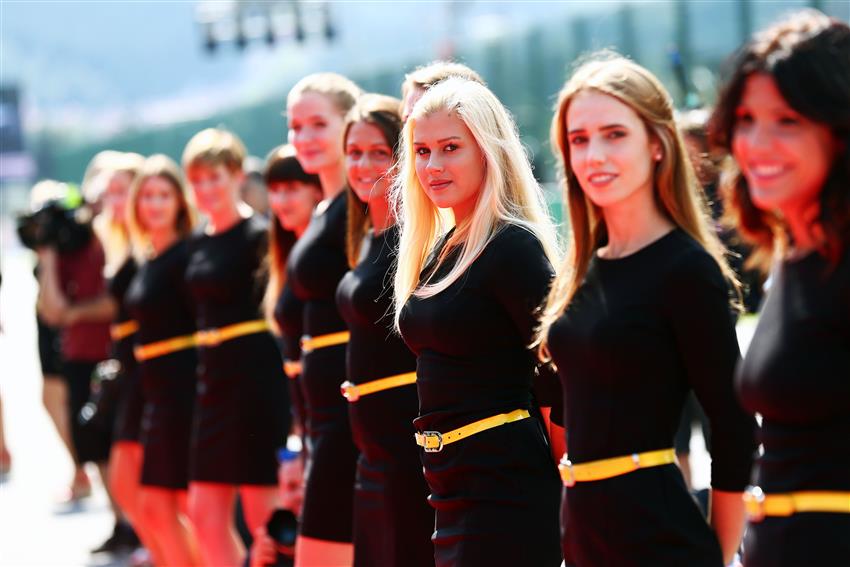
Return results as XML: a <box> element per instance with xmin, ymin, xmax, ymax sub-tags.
<box><xmin>137</xmin><ymin>176</ymin><xmax>180</xmax><ymax>235</ymax></box>
<box><xmin>287</xmin><ymin>91</ymin><xmax>346</xmax><ymax>175</ymax></box>
<box><xmin>186</xmin><ymin>163</ymin><xmax>242</xmax><ymax>217</ymax></box>
<box><xmin>413</xmin><ymin>109</ymin><xmax>486</xmax><ymax>224</ymax></box>
<box><xmin>267</xmin><ymin>180</ymin><xmax>322</xmax><ymax>234</ymax></box>
<box><xmin>104</xmin><ymin>171</ymin><xmax>133</xmax><ymax>225</ymax></box>
<box><xmin>345</xmin><ymin>121</ymin><xmax>395</xmax><ymax>205</ymax></box>
<box><xmin>732</xmin><ymin>73</ymin><xmax>837</xmax><ymax>216</ymax></box>
<box><xmin>566</xmin><ymin>90</ymin><xmax>660</xmax><ymax>211</ymax></box>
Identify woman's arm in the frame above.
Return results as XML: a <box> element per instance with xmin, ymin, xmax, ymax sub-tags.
<box><xmin>35</xmin><ymin>248</ymin><xmax>68</xmax><ymax>326</ymax></box>
<box><xmin>63</xmin><ymin>294</ymin><xmax>118</xmax><ymax>325</ymax></box>
<box><xmin>711</xmin><ymin>489</ymin><xmax>746</xmax><ymax>566</ymax></box>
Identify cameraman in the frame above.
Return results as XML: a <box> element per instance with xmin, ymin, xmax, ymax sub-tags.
<box><xmin>36</xmin><ymin>152</ymin><xmax>143</xmax><ymax>554</ymax></box>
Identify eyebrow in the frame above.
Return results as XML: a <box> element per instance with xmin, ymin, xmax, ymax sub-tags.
<box><xmin>568</xmin><ymin>124</ymin><xmax>627</xmax><ymax>135</ymax></box>
<box><xmin>413</xmin><ymin>135</ymin><xmax>462</xmax><ymax>145</ymax></box>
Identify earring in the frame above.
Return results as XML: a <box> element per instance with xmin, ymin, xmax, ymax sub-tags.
<box><xmin>654</xmin><ymin>152</ymin><xmax>663</xmax><ymax>161</ymax></box>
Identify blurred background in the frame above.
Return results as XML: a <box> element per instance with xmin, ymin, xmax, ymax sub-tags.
<box><xmin>0</xmin><ymin>2</ymin><xmax>848</xmax><ymax>565</ymax></box>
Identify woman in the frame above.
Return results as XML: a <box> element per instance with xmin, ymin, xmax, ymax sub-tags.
<box><xmin>336</xmin><ymin>94</ymin><xmax>434</xmax><ymax>567</ymax></box>
<box><xmin>536</xmin><ymin>54</ymin><xmax>757</xmax><ymax>566</ymax></box>
<box><xmin>393</xmin><ymin>77</ymin><xmax>562</xmax><ymax>566</ymax></box>
<box><xmin>709</xmin><ymin>11</ymin><xmax>850</xmax><ymax>566</ymax></box>
<box><xmin>124</xmin><ymin>154</ymin><xmax>199</xmax><ymax>566</ymax></box>
<box><xmin>183</xmin><ymin>128</ymin><xmax>289</xmax><ymax>566</ymax></box>
<box><xmin>284</xmin><ymin>72</ymin><xmax>362</xmax><ymax>566</ymax></box>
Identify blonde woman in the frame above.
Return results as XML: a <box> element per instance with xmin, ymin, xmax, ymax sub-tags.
<box><xmin>393</xmin><ymin>77</ymin><xmax>562</xmax><ymax>566</ymax></box>
<box><xmin>536</xmin><ymin>54</ymin><xmax>757</xmax><ymax>566</ymax></box>
<box><xmin>124</xmin><ymin>155</ymin><xmax>199</xmax><ymax>566</ymax></box>
<box><xmin>284</xmin><ymin>73</ymin><xmax>362</xmax><ymax>566</ymax></box>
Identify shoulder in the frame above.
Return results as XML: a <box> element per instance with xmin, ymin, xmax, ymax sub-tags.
<box><xmin>479</xmin><ymin>223</ymin><xmax>554</xmax><ymax>284</ymax></box>
<box><xmin>661</xmin><ymin>231</ymin><xmax>728</xmax><ymax>298</ymax></box>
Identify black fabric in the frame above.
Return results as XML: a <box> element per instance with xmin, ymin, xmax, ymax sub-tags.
<box><xmin>64</xmin><ymin>359</ymin><xmax>110</xmax><ymax>464</ymax></box>
<box><xmin>336</xmin><ymin>225</ymin><xmax>434</xmax><ymax>567</ymax></box>
<box><xmin>736</xmin><ymin>247</ymin><xmax>850</xmax><ymax>566</ymax></box>
<box><xmin>37</xmin><ymin>315</ymin><xmax>64</xmax><ymax>377</ymax></box>
<box><xmin>185</xmin><ymin>216</ymin><xmax>289</xmax><ymax>485</ymax></box>
<box><xmin>108</xmin><ymin>257</ymin><xmax>143</xmax><ymax>443</ymax></box>
<box><xmin>285</xmin><ymin>191</ymin><xmax>357</xmax><ymax>542</ymax></box>
<box><xmin>125</xmin><ymin>241</ymin><xmax>197</xmax><ymax>489</ymax></box>
<box><xmin>274</xmin><ymin>283</ymin><xmax>307</xmax><ymax>436</ymax></box>
<box><xmin>399</xmin><ymin>224</ymin><xmax>562</xmax><ymax>567</ymax></box>
<box><xmin>547</xmin><ymin>228</ymin><xmax>757</xmax><ymax>565</ymax></box>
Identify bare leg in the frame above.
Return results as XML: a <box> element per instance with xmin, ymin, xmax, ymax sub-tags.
<box><xmin>294</xmin><ymin>535</ymin><xmax>353</xmax><ymax>567</ymax></box>
<box><xmin>138</xmin><ymin>487</ymin><xmax>199</xmax><ymax>566</ymax></box>
<box><xmin>188</xmin><ymin>482</ymin><xmax>243</xmax><ymax>567</ymax></box>
<box><xmin>109</xmin><ymin>442</ymin><xmax>164</xmax><ymax>562</ymax></box>
<box><xmin>42</xmin><ymin>376</ymin><xmax>89</xmax><ymax>495</ymax></box>
<box><xmin>239</xmin><ymin>485</ymin><xmax>280</xmax><ymax>535</ymax></box>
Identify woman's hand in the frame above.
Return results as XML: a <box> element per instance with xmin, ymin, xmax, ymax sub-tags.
<box><xmin>249</xmin><ymin>526</ymin><xmax>278</xmax><ymax>567</ymax></box>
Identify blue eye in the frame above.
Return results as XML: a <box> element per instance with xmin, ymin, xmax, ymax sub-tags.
<box><xmin>444</xmin><ymin>144</ymin><xmax>458</xmax><ymax>152</ymax></box>
<box><xmin>415</xmin><ymin>147</ymin><xmax>430</xmax><ymax>156</ymax></box>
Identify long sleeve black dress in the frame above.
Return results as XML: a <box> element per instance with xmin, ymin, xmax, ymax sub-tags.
<box><xmin>547</xmin><ymin>228</ymin><xmax>757</xmax><ymax>566</ymax></box>
<box><xmin>274</xmin><ymin>282</ymin><xmax>308</xmax><ymax>436</ymax></box>
<box><xmin>736</xmin><ymin>247</ymin><xmax>850</xmax><ymax>567</ymax></box>
<box><xmin>285</xmin><ymin>191</ymin><xmax>358</xmax><ymax>542</ymax></box>
<box><xmin>399</xmin><ymin>224</ymin><xmax>562</xmax><ymax>567</ymax></box>
<box><xmin>185</xmin><ymin>216</ymin><xmax>289</xmax><ymax>485</ymax></box>
<box><xmin>336</xmin><ymin>225</ymin><xmax>434</xmax><ymax>567</ymax></box>
<box><xmin>125</xmin><ymin>241</ymin><xmax>197</xmax><ymax>489</ymax></box>
<box><xmin>109</xmin><ymin>257</ymin><xmax>145</xmax><ymax>444</ymax></box>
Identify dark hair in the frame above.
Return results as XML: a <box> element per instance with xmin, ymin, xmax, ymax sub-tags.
<box><xmin>343</xmin><ymin>94</ymin><xmax>403</xmax><ymax>267</ymax></box>
<box><xmin>262</xmin><ymin>144</ymin><xmax>322</xmax><ymax>328</ymax></box>
<box><xmin>709</xmin><ymin>9</ymin><xmax>850</xmax><ymax>271</ymax></box>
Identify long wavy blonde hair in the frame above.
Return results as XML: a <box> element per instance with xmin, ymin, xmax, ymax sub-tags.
<box><xmin>536</xmin><ymin>54</ymin><xmax>740</xmax><ymax>357</ymax></box>
<box><xmin>392</xmin><ymin>77</ymin><xmax>560</xmax><ymax>331</ymax></box>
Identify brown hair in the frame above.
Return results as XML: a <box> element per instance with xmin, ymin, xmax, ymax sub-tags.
<box><xmin>343</xmin><ymin>94</ymin><xmax>403</xmax><ymax>267</ymax></box>
<box><xmin>182</xmin><ymin>128</ymin><xmax>247</xmax><ymax>173</ymax></box>
<box><xmin>709</xmin><ymin>9</ymin><xmax>850</xmax><ymax>272</ymax></box>
<box><xmin>401</xmin><ymin>60</ymin><xmax>485</xmax><ymax>101</ymax></box>
<box><xmin>126</xmin><ymin>154</ymin><xmax>197</xmax><ymax>259</ymax></box>
<box><xmin>537</xmin><ymin>52</ymin><xmax>740</xmax><ymax>357</ymax></box>
<box><xmin>262</xmin><ymin>144</ymin><xmax>322</xmax><ymax>330</ymax></box>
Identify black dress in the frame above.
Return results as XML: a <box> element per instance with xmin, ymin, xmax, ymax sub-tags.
<box><xmin>399</xmin><ymin>224</ymin><xmax>562</xmax><ymax>567</ymax></box>
<box><xmin>336</xmin><ymin>225</ymin><xmax>434</xmax><ymax>567</ymax></box>
<box><xmin>185</xmin><ymin>216</ymin><xmax>289</xmax><ymax>485</ymax></box>
<box><xmin>109</xmin><ymin>257</ymin><xmax>144</xmax><ymax>443</ymax></box>
<box><xmin>286</xmin><ymin>191</ymin><xmax>358</xmax><ymax>542</ymax></box>
<box><xmin>736</xmin><ymin>248</ymin><xmax>850</xmax><ymax>567</ymax></box>
<box><xmin>547</xmin><ymin>229</ymin><xmax>757</xmax><ymax>567</ymax></box>
<box><xmin>125</xmin><ymin>242</ymin><xmax>197</xmax><ymax>489</ymax></box>
<box><xmin>274</xmin><ymin>282</ymin><xmax>308</xmax><ymax>437</ymax></box>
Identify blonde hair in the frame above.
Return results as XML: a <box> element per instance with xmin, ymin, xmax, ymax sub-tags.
<box><xmin>401</xmin><ymin>60</ymin><xmax>485</xmax><ymax>100</ymax></box>
<box><xmin>392</xmin><ymin>77</ymin><xmax>560</xmax><ymax>331</ymax></box>
<box><xmin>286</xmin><ymin>72</ymin><xmax>362</xmax><ymax>115</ymax></box>
<box><xmin>90</xmin><ymin>152</ymin><xmax>144</xmax><ymax>276</ymax></box>
<box><xmin>536</xmin><ymin>53</ymin><xmax>740</xmax><ymax>357</ymax></box>
<box><xmin>182</xmin><ymin>128</ymin><xmax>246</xmax><ymax>173</ymax></box>
<box><xmin>126</xmin><ymin>154</ymin><xmax>197</xmax><ymax>260</ymax></box>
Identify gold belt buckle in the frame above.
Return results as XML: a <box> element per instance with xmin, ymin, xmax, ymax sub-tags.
<box><xmin>744</xmin><ymin>485</ymin><xmax>766</xmax><ymax>523</ymax></box>
<box><xmin>197</xmin><ymin>328</ymin><xmax>222</xmax><ymax>347</ymax></box>
<box><xmin>559</xmin><ymin>454</ymin><xmax>576</xmax><ymax>487</ymax></box>
<box><xmin>340</xmin><ymin>381</ymin><xmax>359</xmax><ymax>402</ymax></box>
<box><xmin>301</xmin><ymin>335</ymin><xmax>313</xmax><ymax>353</ymax></box>
<box><xmin>421</xmin><ymin>431</ymin><xmax>443</xmax><ymax>453</ymax></box>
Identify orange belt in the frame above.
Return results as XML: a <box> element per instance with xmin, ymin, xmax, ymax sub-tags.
<box><xmin>195</xmin><ymin>319</ymin><xmax>269</xmax><ymax>347</ymax></box>
<box><xmin>340</xmin><ymin>371</ymin><xmax>416</xmax><ymax>402</ymax></box>
<box><xmin>415</xmin><ymin>409</ymin><xmax>531</xmax><ymax>453</ymax></box>
<box><xmin>110</xmin><ymin>320</ymin><xmax>139</xmax><ymax>341</ymax></box>
<box><xmin>300</xmin><ymin>331</ymin><xmax>350</xmax><ymax>353</ymax></box>
<box><xmin>134</xmin><ymin>333</ymin><xmax>196</xmax><ymax>362</ymax></box>
<box><xmin>744</xmin><ymin>486</ymin><xmax>850</xmax><ymax>522</ymax></box>
<box><xmin>558</xmin><ymin>448</ymin><xmax>676</xmax><ymax>487</ymax></box>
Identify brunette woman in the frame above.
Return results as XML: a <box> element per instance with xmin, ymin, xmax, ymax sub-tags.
<box><xmin>336</xmin><ymin>94</ymin><xmax>434</xmax><ymax>567</ymax></box>
<box><xmin>710</xmin><ymin>10</ymin><xmax>850</xmax><ymax>566</ymax></box>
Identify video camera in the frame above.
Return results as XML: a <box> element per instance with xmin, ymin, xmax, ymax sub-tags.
<box><xmin>16</xmin><ymin>199</ymin><xmax>93</xmax><ymax>253</ymax></box>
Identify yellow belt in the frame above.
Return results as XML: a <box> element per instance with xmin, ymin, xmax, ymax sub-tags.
<box><xmin>195</xmin><ymin>319</ymin><xmax>269</xmax><ymax>347</ymax></box>
<box><xmin>744</xmin><ymin>487</ymin><xmax>850</xmax><ymax>522</ymax></box>
<box><xmin>283</xmin><ymin>360</ymin><xmax>302</xmax><ymax>378</ymax></box>
<box><xmin>110</xmin><ymin>320</ymin><xmax>139</xmax><ymax>341</ymax></box>
<box><xmin>300</xmin><ymin>331</ymin><xmax>350</xmax><ymax>353</ymax></box>
<box><xmin>341</xmin><ymin>372</ymin><xmax>416</xmax><ymax>402</ymax></box>
<box><xmin>134</xmin><ymin>333</ymin><xmax>196</xmax><ymax>362</ymax></box>
<box><xmin>134</xmin><ymin>320</ymin><xmax>269</xmax><ymax>362</ymax></box>
<box><xmin>415</xmin><ymin>409</ymin><xmax>530</xmax><ymax>453</ymax></box>
<box><xmin>558</xmin><ymin>448</ymin><xmax>676</xmax><ymax>487</ymax></box>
